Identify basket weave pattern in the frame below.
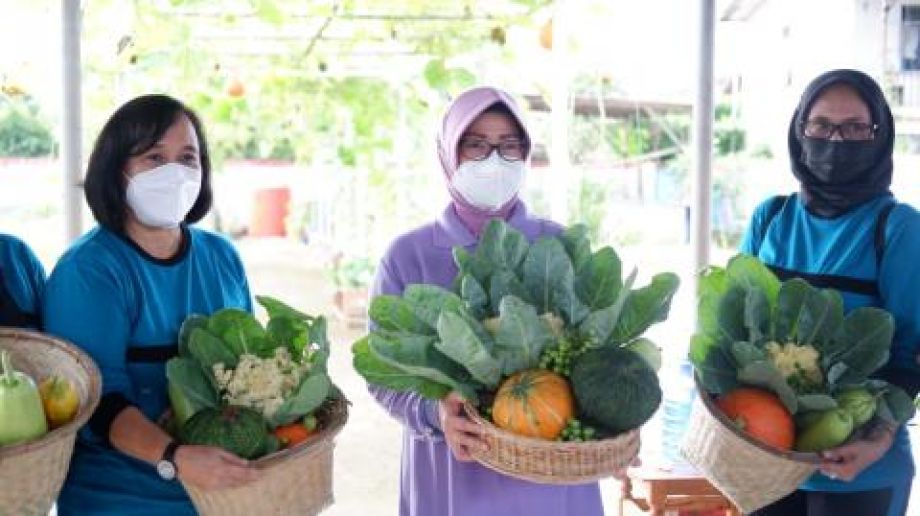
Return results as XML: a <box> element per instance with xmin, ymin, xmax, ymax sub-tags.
<box><xmin>0</xmin><ymin>328</ymin><xmax>102</xmax><ymax>516</ymax></box>
<box><xmin>182</xmin><ymin>396</ymin><xmax>348</xmax><ymax>516</ymax></box>
<box><xmin>464</xmin><ymin>403</ymin><xmax>640</xmax><ymax>485</ymax></box>
<box><xmin>680</xmin><ymin>392</ymin><xmax>818</xmax><ymax>513</ymax></box>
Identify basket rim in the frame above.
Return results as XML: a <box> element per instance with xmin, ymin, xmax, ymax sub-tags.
<box><xmin>462</xmin><ymin>401</ymin><xmax>640</xmax><ymax>450</ymax></box>
<box><xmin>252</xmin><ymin>395</ymin><xmax>349</xmax><ymax>469</ymax></box>
<box><xmin>0</xmin><ymin>327</ymin><xmax>102</xmax><ymax>459</ymax></box>
<box><xmin>693</xmin><ymin>374</ymin><xmax>821</xmax><ymax>465</ymax></box>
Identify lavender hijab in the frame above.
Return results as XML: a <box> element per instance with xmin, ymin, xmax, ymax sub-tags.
<box><xmin>436</xmin><ymin>86</ymin><xmax>530</xmax><ymax>236</ymax></box>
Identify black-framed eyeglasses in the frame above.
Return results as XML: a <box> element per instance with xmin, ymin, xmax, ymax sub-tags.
<box><xmin>801</xmin><ymin>120</ymin><xmax>877</xmax><ymax>141</ymax></box>
<box><xmin>458</xmin><ymin>137</ymin><xmax>527</xmax><ymax>162</ymax></box>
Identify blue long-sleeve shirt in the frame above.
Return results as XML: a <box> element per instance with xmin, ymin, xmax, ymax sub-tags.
<box><xmin>741</xmin><ymin>193</ymin><xmax>920</xmax><ymax>508</ymax></box>
<box><xmin>0</xmin><ymin>233</ymin><xmax>45</xmax><ymax>328</ymax></box>
<box><xmin>43</xmin><ymin>225</ymin><xmax>252</xmax><ymax>515</ymax></box>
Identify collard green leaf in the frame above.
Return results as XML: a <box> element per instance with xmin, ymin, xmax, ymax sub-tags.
<box><xmin>715</xmin><ymin>286</ymin><xmax>749</xmax><ymax>345</ymax></box>
<box><xmin>610</xmin><ymin>272</ymin><xmax>679</xmax><ymax>344</ymax></box>
<box><xmin>574</xmin><ymin>246</ymin><xmax>622</xmax><ymax>310</ymax></box>
<box><xmin>552</xmin><ymin>281</ymin><xmax>591</xmax><ymax>326</ymax></box>
<box><xmin>690</xmin><ymin>335</ymin><xmax>738</xmax><ymax>394</ymax></box>
<box><xmin>270</xmin><ymin>372</ymin><xmax>332</xmax><ymax>426</ymax></box>
<box><xmin>256</xmin><ymin>295</ymin><xmax>312</xmax><ymax>322</ymax></box>
<box><xmin>178</xmin><ymin>314</ymin><xmax>209</xmax><ymax>358</ymax></box>
<box><xmin>774</xmin><ymin>279</ymin><xmax>812</xmax><ymax>343</ymax></box>
<box><xmin>166</xmin><ymin>357</ymin><xmax>219</xmax><ymax>416</ymax></box>
<box><xmin>266</xmin><ymin>317</ymin><xmax>310</xmax><ymax>356</ymax></box>
<box><xmin>452</xmin><ymin>246</ymin><xmax>492</xmax><ymax>288</ymax></box>
<box><xmin>189</xmin><ymin>328</ymin><xmax>239</xmax><ymax>369</ymax></box>
<box><xmin>743</xmin><ymin>287</ymin><xmax>770</xmax><ymax>346</ymax></box>
<box><xmin>523</xmin><ymin>237</ymin><xmax>575</xmax><ymax>315</ymax></box>
<box><xmin>352</xmin><ymin>337</ymin><xmax>452</xmax><ymax>399</ymax></box>
<box><xmin>579</xmin><ymin>268</ymin><xmax>637</xmax><ymax>344</ymax></box>
<box><xmin>488</xmin><ymin>270</ymin><xmax>532</xmax><ymax>314</ymax></box>
<box><xmin>796</xmin><ymin>394</ymin><xmax>837</xmax><ymax>412</ymax></box>
<box><xmin>696</xmin><ymin>266</ymin><xmax>732</xmax><ymax>343</ymax></box>
<box><xmin>477</xmin><ymin>219</ymin><xmax>529</xmax><ymax>272</ymax></box>
<box><xmin>826</xmin><ymin>362</ymin><xmax>849</xmax><ymax>386</ymax></box>
<box><xmin>435</xmin><ymin>310</ymin><xmax>502</xmax><ymax>388</ymax></box>
<box><xmin>404</xmin><ymin>284</ymin><xmax>466</xmax><ymax>330</ymax></box>
<box><xmin>878</xmin><ymin>386</ymin><xmax>916</xmax><ymax>425</ymax></box>
<box><xmin>368</xmin><ymin>333</ymin><xmax>478</xmax><ymax>400</ymax></box>
<box><xmin>833</xmin><ymin>307</ymin><xmax>894</xmax><ymax>384</ymax></box>
<box><xmin>737</xmin><ymin>360</ymin><xmax>799</xmax><ymax>413</ymax></box>
<box><xmin>207</xmin><ymin>308</ymin><xmax>272</xmax><ymax>358</ymax></box>
<box><xmin>460</xmin><ymin>275</ymin><xmax>489</xmax><ymax>320</ymax></box>
<box><xmin>724</xmin><ymin>254</ymin><xmax>781</xmax><ymax>306</ymax></box>
<box><xmin>492</xmin><ymin>296</ymin><xmax>555</xmax><ymax>374</ymax></box>
<box><xmin>730</xmin><ymin>340</ymin><xmax>766</xmax><ymax>367</ymax></box>
<box><xmin>559</xmin><ymin>224</ymin><xmax>592</xmax><ymax>271</ymax></box>
<box><xmin>368</xmin><ymin>295</ymin><xmax>432</xmax><ymax>335</ymax></box>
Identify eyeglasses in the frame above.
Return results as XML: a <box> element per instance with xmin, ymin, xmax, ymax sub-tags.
<box><xmin>458</xmin><ymin>138</ymin><xmax>527</xmax><ymax>162</ymax></box>
<box><xmin>801</xmin><ymin>120</ymin><xmax>877</xmax><ymax>141</ymax></box>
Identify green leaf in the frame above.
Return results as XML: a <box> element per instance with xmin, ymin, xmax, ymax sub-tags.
<box><xmin>522</xmin><ymin>237</ymin><xmax>575</xmax><ymax>315</ymax></box>
<box><xmin>207</xmin><ymin>308</ymin><xmax>272</xmax><ymax>358</ymax></box>
<box><xmin>403</xmin><ymin>284</ymin><xmax>466</xmax><ymax>330</ymax></box>
<box><xmin>178</xmin><ymin>314</ymin><xmax>209</xmax><ymax>358</ymax></box>
<box><xmin>270</xmin><ymin>372</ymin><xmax>332</xmax><ymax>427</ymax></box>
<box><xmin>610</xmin><ymin>272</ymin><xmax>680</xmax><ymax>344</ymax></box>
<box><xmin>691</xmin><ymin>337</ymin><xmax>738</xmax><ymax>394</ymax></box>
<box><xmin>797</xmin><ymin>394</ymin><xmax>837</xmax><ymax>412</ymax></box>
<box><xmin>552</xmin><ymin>282</ymin><xmax>592</xmax><ymax>326</ymax></box>
<box><xmin>878</xmin><ymin>386</ymin><xmax>916</xmax><ymax>425</ymax></box>
<box><xmin>725</xmin><ymin>254</ymin><xmax>781</xmax><ymax>306</ymax></box>
<box><xmin>743</xmin><ymin>287</ymin><xmax>770</xmax><ymax>345</ymax></box>
<box><xmin>833</xmin><ymin>307</ymin><xmax>894</xmax><ymax>383</ymax></box>
<box><xmin>367</xmin><ymin>333</ymin><xmax>478</xmax><ymax>400</ymax></box>
<box><xmin>257</xmin><ymin>296</ymin><xmax>313</xmax><ymax>322</ymax></box>
<box><xmin>368</xmin><ymin>295</ymin><xmax>432</xmax><ymax>334</ymax></box>
<box><xmin>452</xmin><ymin>247</ymin><xmax>492</xmax><ymax>289</ymax></box>
<box><xmin>352</xmin><ymin>337</ymin><xmax>451</xmax><ymax>399</ymax></box>
<box><xmin>435</xmin><ymin>310</ymin><xmax>502</xmax><ymax>388</ymax></box>
<box><xmin>737</xmin><ymin>360</ymin><xmax>799</xmax><ymax>414</ymax></box>
<box><xmin>460</xmin><ymin>275</ymin><xmax>489</xmax><ymax>320</ymax></box>
<box><xmin>266</xmin><ymin>316</ymin><xmax>310</xmax><ymax>356</ymax></box>
<box><xmin>774</xmin><ymin>279</ymin><xmax>812</xmax><ymax>343</ymax></box>
<box><xmin>574</xmin><ymin>246</ymin><xmax>622</xmax><ymax>310</ymax></box>
<box><xmin>488</xmin><ymin>270</ymin><xmax>531</xmax><ymax>314</ymax></box>
<box><xmin>730</xmin><ymin>340</ymin><xmax>766</xmax><ymax>367</ymax></box>
<box><xmin>696</xmin><ymin>266</ymin><xmax>732</xmax><ymax>342</ymax></box>
<box><xmin>579</xmin><ymin>268</ymin><xmax>637</xmax><ymax>344</ymax></box>
<box><xmin>166</xmin><ymin>357</ymin><xmax>219</xmax><ymax>420</ymax></box>
<box><xmin>558</xmin><ymin>224</ymin><xmax>592</xmax><ymax>271</ymax></box>
<box><xmin>492</xmin><ymin>296</ymin><xmax>555</xmax><ymax>374</ymax></box>
<box><xmin>477</xmin><ymin>219</ymin><xmax>529</xmax><ymax>272</ymax></box>
<box><xmin>189</xmin><ymin>328</ymin><xmax>239</xmax><ymax>369</ymax></box>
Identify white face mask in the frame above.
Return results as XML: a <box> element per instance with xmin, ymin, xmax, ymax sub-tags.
<box><xmin>125</xmin><ymin>162</ymin><xmax>202</xmax><ymax>229</ymax></box>
<box><xmin>452</xmin><ymin>151</ymin><xmax>526</xmax><ymax>211</ymax></box>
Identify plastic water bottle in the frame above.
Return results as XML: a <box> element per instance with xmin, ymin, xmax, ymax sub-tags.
<box><xmin>661</xmin><ymin>359</ymin><xmax>696</xmax><ymax>464</ymax></box>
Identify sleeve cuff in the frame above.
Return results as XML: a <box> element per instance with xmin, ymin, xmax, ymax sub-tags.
<box><xmin>88</xmin><ymin>392</ymin><xmax>134</xmax><ymax>445</ymax></box>
<box><xmin>422</xmin><ymin>398</ymin><xmax>442</xmax><ymax>432</ymax></box>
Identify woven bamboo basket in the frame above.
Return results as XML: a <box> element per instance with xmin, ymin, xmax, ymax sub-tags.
<box><xmin>0</xmin><ymin>328</ymin><xmax>102</xmax><ymax>516</ymax></box>
<box><xmin>464</xmin><ymin>403</ymin><xmax>640</xmax><ymax>484</ymax></box>
<box><xmin>182</xmin><ymin>395</ymin><xmax>348</xmax><ymax>516</ymax></box>
<box><xmin>679</xmin><ymin>377</ymin><xmax>820</xmax><ymax>513</ymax></box>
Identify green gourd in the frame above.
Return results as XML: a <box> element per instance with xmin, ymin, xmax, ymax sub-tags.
<box><xmin>180</xmin><ymin>406</ymin><xmax>270</xmax><ymax>459</ymax></box>
<box><xmin>0</xmin><ymin>350</ymin><xmax>48</xmax><ymax>446</ymax></box>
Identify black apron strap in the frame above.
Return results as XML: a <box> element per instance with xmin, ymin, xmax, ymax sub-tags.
<box><xmin>125</xmin><ymin>344</ymin><xmax>179</xmax><ymax>363</ymax></box>
<box><xmin>0</xmin><ymin>265</ymin><xmax>40</xmax><ymax>328</ymax></box>
<box><xmin>767</xmin><ymin>265</ymin><xmax>880</xmax><ymax>298</ymax></box>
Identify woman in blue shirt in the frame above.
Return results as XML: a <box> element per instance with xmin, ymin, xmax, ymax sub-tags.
<box><xmin>0</xmin><ymin>233</ymin><xmax>44</xmax><ymax>328</ymax></box>
<box><xmin>44</xmin><ymin>94</ymin><xmax>259</xmax><ymax>515</ymax></box>
<box><xmin>742</xmin><ymin>70</ymin><xmax>920</xmax><ymax>516</ymax></box>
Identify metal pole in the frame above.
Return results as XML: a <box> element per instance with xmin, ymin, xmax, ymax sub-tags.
<box><xmin>62</xmin><ymin>0</ymin><xmax>83</xmax><ymax>242</ymax></box>
<box><xmin>549</xmin><ymin>0</ymin><xmax>570</xmax><ymax>223</ymax></box>
<box><xmin>691</xmin><ymin>0</ymin><xmax>715</xmax><ymax>281</ymax></box>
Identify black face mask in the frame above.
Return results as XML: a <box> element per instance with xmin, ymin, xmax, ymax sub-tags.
<box><xmin>800</xmin><ymin>138</ymin><xmax>878</xmax><ymax>185</ymax></box>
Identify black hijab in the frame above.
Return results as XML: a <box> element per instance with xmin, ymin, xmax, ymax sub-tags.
<box><xmin>788</xmin><ymin>69</ymin><xmax>894</xmax><ymax>218</ymax></box>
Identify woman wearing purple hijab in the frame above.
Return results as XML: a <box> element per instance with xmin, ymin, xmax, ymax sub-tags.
<box><xmin>368</xmin><ymin>86</ymin><xmax>605</xmax><ymax>515</ymax></box>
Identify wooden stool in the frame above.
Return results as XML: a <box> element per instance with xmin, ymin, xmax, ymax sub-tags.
<box><xmin>619</xmin><ymin>463</ymin><xmax>741</xmax><ymax>516</ymax></box>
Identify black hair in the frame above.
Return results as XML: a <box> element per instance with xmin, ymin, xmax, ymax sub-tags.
<box><xmin>83</xmin><ymin>94</ymin><xmax>213</xmax><ymax>232</ymax></box>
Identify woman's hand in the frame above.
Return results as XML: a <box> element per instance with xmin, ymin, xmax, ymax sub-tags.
<box><xmin>438</xmin><ymin>392</ymin><xmax>488</xmax><ymax>462</ymax></box>
<box><xmin>175</xmin><ymin>445</ymin><xmax>262</xmax><ymax>490</ymax></box>
<box><xmin>819</xmin><ymin>424</ymin><xmax>896</xmax><ymax>481</ymax></box>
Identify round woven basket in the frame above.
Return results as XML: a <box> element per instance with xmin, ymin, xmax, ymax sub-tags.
<box><xmin>679</xmin><ymin>377</ymin><xmax>820</xmax><ymax>513</ymax></box>
<box><xmin>182</xmin><ymin>395</ymin><xmax>348</xmax><ymax>516</ymax></box>
<box><xmin>463</xmin><ymin>403</ymin><xmax>640</xmax><ymax>485</ymax></box>
<box><xmin>0</xmin><ymin>328</ymin><xmax>102</xmax><ymax>516</ymax></box>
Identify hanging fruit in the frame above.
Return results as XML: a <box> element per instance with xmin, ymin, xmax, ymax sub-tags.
<box><xmin>539</xmin><ymin>17</ymin><xmax>553</xmax><ymax>50</ymax></box>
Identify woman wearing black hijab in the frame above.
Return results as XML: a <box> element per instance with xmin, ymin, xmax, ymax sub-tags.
<box><xmin>741</xmin><ymin>69</ymin><xmax>919</xmax><ymax>516</ymax></box>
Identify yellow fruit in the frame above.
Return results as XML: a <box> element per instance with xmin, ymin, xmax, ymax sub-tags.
<box><xmin>39</xmin><ymin>376</ymin><xmax>80</xmax><ymax>429</ymax></box>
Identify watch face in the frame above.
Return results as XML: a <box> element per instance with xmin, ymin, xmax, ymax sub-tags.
<box><xmin>157</xmin><ymin>460</ymin><xmax>177</xmax><ymax>481</ymax></box>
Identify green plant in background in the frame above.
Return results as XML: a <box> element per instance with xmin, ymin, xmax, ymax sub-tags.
<box><xmin>0</xmin><ymin>94</ymin><xmax>55</xmax><ymax>157</ymax></box>
<box><xmin>331</xmin><ymin>256</ymin><xmax>375</xmax><ymax>289</ymax></box>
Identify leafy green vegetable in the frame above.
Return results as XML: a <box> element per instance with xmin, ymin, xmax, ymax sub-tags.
<box><xmin>166</xmin><ymin>357</ymin><xmax>219</xmax><ymax>424</ymax></box>
<box><xmin>367</xmin><ymin>333</ymin><xmax>477</xmax><ymax>400</ymax></box>
<box><xmin>369</xmin><ymin>295</ymin><xmax>432</xmax><ymax>335</ymax></box>
<box><xmin>270</xmin><ymin>372</ymin><xmax>332</xmax><ymax>427</ymax></box>
<box><xmin>189</xmin><ymin>328</ymin><xmax>239</xmax><ymax>369</ymax></box>
<box><xmin>436</xmin><ymin>311</ymin><xmax>502</xmax><ymax>388</ymax></box>
<box><xmin>208</xmin><ymin>308</ymin><xmax>272</xmax><ymax>358</ymax></box>
<box><xmin>492</xmin><ymin>296</ymin><xmax>555</xmax><ymax>374</ymax></box>
<box><xmin>352</xmin><ymin>337</ymin><xmax>452</xmax><ymax>399</ymax></box>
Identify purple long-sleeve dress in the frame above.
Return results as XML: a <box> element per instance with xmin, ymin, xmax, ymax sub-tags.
<box><xmin>369</xmin><ymin>202</ymin><xmax>604</xmax><ymax>516</ymax></box>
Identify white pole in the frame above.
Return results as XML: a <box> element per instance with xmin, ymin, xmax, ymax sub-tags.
<box><xmin>549</xmin><ymin>0</ymin><xmax>570</xmax><ymax>224</ymax></box>
<box><xmin>691</xmin><ymin>0</ymin><xmax>715</xmax><ymax>282</ymax></box>
<box><xmin>62</xmin><ymin>0</ymin><xmax>83</xmax><ymax>242</ymax></box>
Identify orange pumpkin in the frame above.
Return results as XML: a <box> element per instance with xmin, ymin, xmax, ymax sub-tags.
<box><xmin>491</xmin><ymin>369</ymin><xmax>574</xmax><ymax>440</ymax></box>
<box><xmin>716</xmin><ymin>387</ymin><xmax>795</xmax><ymax>451</ymax></box>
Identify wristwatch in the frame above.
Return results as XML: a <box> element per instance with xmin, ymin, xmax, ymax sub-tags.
<box><xmin>156</xmin><ymin>440</ymin><xmax>180</xmax><ymax>481</ymax></box>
